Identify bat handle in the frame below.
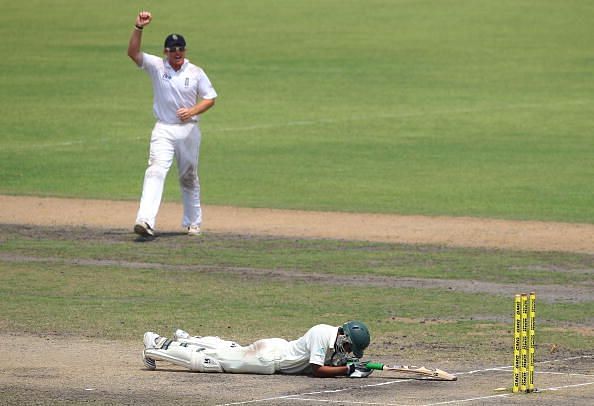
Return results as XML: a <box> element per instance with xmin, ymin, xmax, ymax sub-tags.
<box><xmin>365</xmin><ymin>362</ymin><xmax>385</xmax><ymax>370</ymax></box>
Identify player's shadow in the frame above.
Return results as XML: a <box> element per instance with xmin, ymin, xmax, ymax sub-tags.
<box><xmin>140</xmin><ymin>367</ymin><xmax>195</xmax><ymax>373</ymax></box>
<box><xmin>134</xmin><ymin>236</ymin><xmax>156</xmax><ymax>243</ymax></box>
<box><xmin>134</xmin><ymin>231</ymin><xmax>197</xmax><ymax>242</ymax></box>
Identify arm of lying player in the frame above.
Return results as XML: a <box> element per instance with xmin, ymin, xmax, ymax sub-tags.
<box><xmin>311</xmin><ymin>363</ymin><xmax>350</xmax><ymax>378</ymax></box>
<box><xmin>310</xmin><ymin>362</ymin><xmax>373</xmax><ymax>378</ymax></box>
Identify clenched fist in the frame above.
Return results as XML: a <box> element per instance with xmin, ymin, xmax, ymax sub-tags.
<box><xmin>136</xmin><ymin>11</ymin><xmax>152</xmax><ymax>28</ymax></box>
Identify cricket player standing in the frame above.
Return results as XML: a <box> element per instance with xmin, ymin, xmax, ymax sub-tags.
<box><xmin>127</xmin><ymin>11</ymin><xmax>217</xmax><ymax>237</ymax></box>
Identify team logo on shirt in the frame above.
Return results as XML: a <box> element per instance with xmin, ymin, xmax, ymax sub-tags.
<box><xmin>162</xmin><ymin>73</ymin><xmax>172</xmax><ymax>80</ymax></box>
<box><xmin>185</xmin><ymin>77</ymin><xmax>190</xmax><ymax>87</ymax></box>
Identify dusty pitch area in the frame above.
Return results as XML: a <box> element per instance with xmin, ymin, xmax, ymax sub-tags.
<box><xmin>1</xmin><ymin>334</ymin><xmax>592</xmax><ymax>405</ymax></box>
<box><xmin>1</xmin><ymin>195</ymin><xmax>594</xmax><ymax>254</ymax></box>
<box><xmin>1</xmin><ymin>195</ymin><xmax>593</xmax><ymax>404</ymax></box>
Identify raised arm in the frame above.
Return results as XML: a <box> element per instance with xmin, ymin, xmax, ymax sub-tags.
<box><xmin>127</xmin><ymin>11</ymin><xmax>152</xmax><ymax>65</ymax></box>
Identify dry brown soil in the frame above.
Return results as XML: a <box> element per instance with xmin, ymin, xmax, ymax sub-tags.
<box><xmin>1</xmin><ymin>195</ymin><xmax>593</xmax><ymax>405</ymax></box>
<box><xmin>1</xmin><ymin>195</ymin><xmax>594</xmax><ymax>254</ymax></box>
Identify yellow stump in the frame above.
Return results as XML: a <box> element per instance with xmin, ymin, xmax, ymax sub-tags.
<box><xmin>520</xmin><ymin>294</ymin><xmax>529</xmax><ymax>392</ymax></box>
<box><xmin>512</xmin><ymin>294</ymin><xmax>522</xmax><ymax>393</ymax></box>
<box><xmin>513</xmin><ymin>292</ymin><xmax>536</xmax><ymax>393</ymax></box>
<box><xmin>527</xmin><ymin>292</ymin><xmax>536</xmax><ymax>392</ymax></box>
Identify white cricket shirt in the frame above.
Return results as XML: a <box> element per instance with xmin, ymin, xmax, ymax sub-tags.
<box><xmin>140</xmin><ymin>52</ymin><xmax>217</xmax><ymax>124</ymax></box>
<box><xmin>278</xmin><ymin>324</ymin><xmax>338</xmax><ymax>374</ymax></box>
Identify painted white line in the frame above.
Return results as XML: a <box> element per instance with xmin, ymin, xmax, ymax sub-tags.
<box><xmin>258</xmin><ymin>380</ymin><xmax>594</xmax><ymax>406</ymax></box>
<box><xmin>537</xmin><ymin>371</ymin><xmax>594</xmax><ymax>378</ymax></box>
<box><xmin>537</xmin><ymin>355</ymin><xmax>593</xmax><ymax>365</ymax></box>
<box><xmin>220</xmin><ymin>395</ymin><xmax>300</xmax><ymax>405</ymax></box>
<box><xmin>218</xmin><ymin>355</ymin><xmax>594</xmax><ymax>406</ymax></box>
<box><xmin>420</xmin><ymin>393</ymin><xmax>512</xmax><ymax>406</ymax></box>
<box><xmin>540</xmin><ymin>381</ymin><xmax>594</xmax><ymax>391</ymax></box>
<box><xmin>422</xmin><ymin>381</ymin><xmax>594</xmax><ymax>406</ymax></box>
<box><xmin>406</xmin><ymin>379</ymin><xmax>594</xmax><ymax>406</ymax></box>
<box><xmin>455</xmin><ymin>355</ymin><xmax>593</xmax><ymax>376</ymax></box>
<box><xmin>218</xmin><ymin>380</ymin><xmax>411</xmax><ymax>406</ymax></box>
<box><xmin>282</xmin><ymin>398</ymin><xmax>401</xmax><ymax>405</ymax></box>
<box><xmin>456</xmin><ymin>365</ymin><xmax>510</xmax><ymax>375</ymax></box>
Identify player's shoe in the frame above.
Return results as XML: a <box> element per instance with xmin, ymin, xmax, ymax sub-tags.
<box><xmin>134</xmin><ymin>221</ymin><xmax>155</xmax><ymax>237</ymax></box>
<box><xmin>142</xmin><ymin>332</ymin><xmax>166</xmax><ymax>370</ymax></box>
<box><xmin>187</xmin><ymin>225</ymin><xmax>201</xmax><ymax>236</ymax></box>
<box><xmin>142</xmin><ymin>349</ymin><xmax>156</xmax><ymax>370</ymax></box>
<box><xmin>174</xmin><ymin>329</ymin><xmax>190</xmax><ymax>340</ymax></box>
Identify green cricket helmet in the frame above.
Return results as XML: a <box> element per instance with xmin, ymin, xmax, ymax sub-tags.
<box><xmin>342</xmin><ymin>320</ymin><xmax>370</xmax><ymax>358</ymax></box>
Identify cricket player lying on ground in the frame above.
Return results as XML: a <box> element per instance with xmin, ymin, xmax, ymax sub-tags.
<box><xmin>142</xmin><ymin>321</ymin><xmax>373</xmax><ymax>378</ymax></box>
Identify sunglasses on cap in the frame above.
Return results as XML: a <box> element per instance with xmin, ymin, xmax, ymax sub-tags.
<box><xmin>166</xmin><ymin>46</ymin><xmax>186</xmax><ymax>52</ymax></box>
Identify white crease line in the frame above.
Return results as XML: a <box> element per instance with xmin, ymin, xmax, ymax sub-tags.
<box><xmin>281</xmin><ymin>381</ymin><xmax>594</xmax><ymax>406</ymax></box>
<box><xmin>280</xmin><ymin>398</ymin><xmax>403</xmax><ymax>405</ymax></box>
<box><xmin>537</xmin><ymin>355</ymin><xmax>593</xmax><ymax>364</ymax></box>
<box><xmin>456</xmin><ymin>355</ymin><xmax>593</xmax><ymax>376</ymax></box>
<box><xmin>537</xmin><ymin>371</ymin><xmax>594</xmax><ymax>378</ymax></box>
<box><xmin>540</xmin><ymin>381</ymin><xmax>594</xmax><ymax>391</ymax></box>
<box><xmin>456</xmin><ymin>365</ymin><xmax>510</xmax><ymax>375</ymax></box>
<box><xmin>218</xmin><ymin>380</ymin><xmax>410</xmax><ymax>406</ymax></box>
<box><xmin>420</xmin><ymin>393</ymin><xmax>512</xmax><ymax>405</ymax></box>
<box><xmin>421</xmin><ymin>381</ymin><xmax>594</xmax><ymax>405</ymax></box>
<box><xmin>220</xmin><ymin>395</ymin><xmax>301</xmax><ymax>405</ymax></box>
<box><xmin>218</xmin><ymin>355</ymin><xmax>593</xmax><ymax>406</ymax></box>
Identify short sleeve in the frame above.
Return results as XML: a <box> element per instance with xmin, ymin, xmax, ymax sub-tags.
<box><xmin>197</xmin><ymin>70</ymin><xmax>218</xmax><ymax>100</ymax></box>
<box><xmin>140</xmin><ymin>53</ymin><xmax>162</xmax><ymax>75</ymax></box>
<box><xmin>307</xmin><ymin>326</ymin><xmax>335</xmax><ymax>366</ymax></box>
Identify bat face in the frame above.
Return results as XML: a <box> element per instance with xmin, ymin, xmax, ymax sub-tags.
<box><xmin>383</xmin><ymin>365</ymin><xmax>457</xmax><ymax>381</ymax></box>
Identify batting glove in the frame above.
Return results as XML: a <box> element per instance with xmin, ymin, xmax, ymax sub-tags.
<box><xmin>347</xmin><ymin>361</ymin><xmax>373</xmax><ymax>378</ymax></box>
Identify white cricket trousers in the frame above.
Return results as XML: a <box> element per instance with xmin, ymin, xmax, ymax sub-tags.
<box><xmin>136</xmin><ymin>121</ymin><xmax>202</xmax><ymax>230</ymax></box>
<box><xmin>145</xmin><ymin>336</ymin><xmax>288</xmax><ymax>374</ymax></box>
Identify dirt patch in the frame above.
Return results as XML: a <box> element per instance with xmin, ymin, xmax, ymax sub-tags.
<box><xmin>1</xmin><ymin>195</ymin><xmax>594</xmax><ymax>254</ymax></box>
<box><xmin>1</xmin><ymin>334</ymin><xmax>592</xmax><ymax>405</ymax></box>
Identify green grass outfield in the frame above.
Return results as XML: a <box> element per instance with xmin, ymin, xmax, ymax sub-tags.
<box><xmin>1</xmin><ymin>0</ymin><xmax>593</xmax><ymax>223</ymax></box>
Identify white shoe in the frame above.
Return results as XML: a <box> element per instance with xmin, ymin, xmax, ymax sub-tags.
<box><xmin>142</xmin><ymin>349</ymin><xmax>156</xmax><ymax>370</ymax></box>
<box><xmin>143</xmin><ymin>332</ymin><xmax>161</xmax><ymax>349</ymax></box>
<box><xmin>134</xmin><ymin>222</ymin><xmax>155</xmax><ymax>237</ymax></box>
<box><xmin>174</xmin><ymin>329</ymin><xmax>190</xmax><ymax>340</ymax></box>
<box><xmin>142</xmin><ymin>332</ymin><xmax>166</xmax><ymax>370</ymax></box>
<box><xmin>142</xmin><ymin>331</ymin><xmax>159</xmax><ymax>371</ymax></box>
<box><xmin>187</xmin><ymin>225</ymin><xmax>201</xmax><ymax>236</ymax></box>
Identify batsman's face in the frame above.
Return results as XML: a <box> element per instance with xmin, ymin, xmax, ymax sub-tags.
<box><xmin>334</xmin><ymin>334</ymin><xmax>353</xmax><ymax>356</ymax></box>
<box><xmin>165</xmin><ymin>47</ymin><xmax>186</xmax><ymax>70</ymax></box>
<box><xmin>343</xmin><ymin>341</ymin><xmax>353</xmax><ymax>354</ymax></box>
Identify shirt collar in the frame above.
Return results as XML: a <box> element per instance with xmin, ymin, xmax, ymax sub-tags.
<box><xmin>164</xmin><ymin>58</ymin><xmax>189</xmax><ymax>72</ymax></box>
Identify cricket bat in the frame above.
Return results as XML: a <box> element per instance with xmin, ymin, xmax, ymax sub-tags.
<box><xmin>365</xmin><ymin>362</ymin><xmax>457</xmax><ymax>381</ymax></box>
